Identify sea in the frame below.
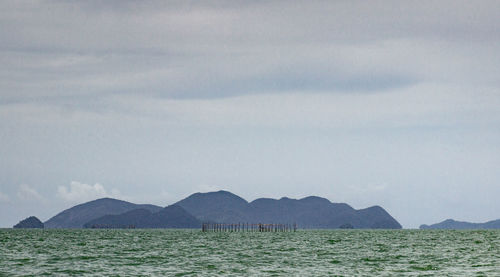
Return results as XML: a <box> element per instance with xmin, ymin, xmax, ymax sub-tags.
<box><xmin>0</xmin><ymin>229</ymin><xmax>498</xmax><ymax>276</ymax></box>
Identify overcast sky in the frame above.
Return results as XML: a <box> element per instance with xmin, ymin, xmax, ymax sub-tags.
<box><xmin>1</xmin><ymin>0</ymin><xmax>500</xmax><ymax>228</ymax></box>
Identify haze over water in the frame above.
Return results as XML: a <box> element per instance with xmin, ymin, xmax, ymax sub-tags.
<box><xmin>1</xmin><ymin>229</ymin><xmax>498</xmax><ymax>276</ymax></box>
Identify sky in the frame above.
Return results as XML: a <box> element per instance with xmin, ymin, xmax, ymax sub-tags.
<box><xmin>1</xmin><ymin>0</ymin><xmax>500</xmax><ymax>228</ymax></box>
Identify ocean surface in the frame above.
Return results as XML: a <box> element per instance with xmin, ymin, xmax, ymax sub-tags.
<box><xmin>0</xmin><ymin>229</ymin><xmax>498</xmax><ymax>276</ymax></box>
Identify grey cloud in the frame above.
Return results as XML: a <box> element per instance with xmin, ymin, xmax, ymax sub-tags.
<box><xmin>1</xmin><ymin>1</ymin><xmax>500</xmax><ymax>228</ymax></box>
<box><xmin>0</xmin><ymin>191</ymin><xmax>9</xmax><ymax>203</ymax></box>
<box><xmin>1</xmin><ymin>0</ymin><xmax>499</xmax><ymax>103</ymax></box>
<box><xmin>17</xmin><ymin>184</ymin><xmax>47</xmax><ymax>203</ymax></box>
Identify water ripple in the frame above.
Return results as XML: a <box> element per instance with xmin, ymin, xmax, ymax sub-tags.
<box><xmin>0</xmin><ymin>229</ymin><xmax>499</xmax><ymax>276</ymax></box>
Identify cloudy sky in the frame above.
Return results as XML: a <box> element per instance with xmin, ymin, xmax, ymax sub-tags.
<box><xmin>1</xmin><ymin>0</ymin><xmax>499</xmax><ymax>228</ymax></box>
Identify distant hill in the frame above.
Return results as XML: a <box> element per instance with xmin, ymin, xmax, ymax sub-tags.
<box><xmin>44</xmin><ymin>198</ymin><xmax>162</xmax><ymax>228</ymax></box>
<box><xmin>13</xmin><ymin>216</ymin><xmax>44</xmax><ymax>229</ymax></box>
<box><xmin>174</xmin><ymin>190</ymin><xmax>248</xmax><ymax>223</ymax></box>
<box><xmin>176</xmin><ymin>191</ymin><xmax>401</xmax><ymax>229</ymax></box>
<box><xmin>83</xmin><ymin>205</ymin><xmax>200</xmax><ymax>229</ymax></box>
<box><xmin>40</xmin><ymin>191</ymin><xmax>402</xmax><ymax>229</ymax></box>
<box><xmin>420</xmin><ymin>219</ymin><xmax>500</xmax><ymax>229</ymax></box>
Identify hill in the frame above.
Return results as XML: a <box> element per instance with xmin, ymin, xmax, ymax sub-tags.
<box><xmin>420</xmin><ymin>219</ymin><xmax>500</xmax><ymax>229</ymax></box>
<box><xmin>176</xmin><ymin>191</ymin><xmax>401</xmax><ymax>229</ymax></box>
<box><xmin>174</xmin><ymin>190</ymin><xmax>248</xmax><ymax>223</ymax></box>
<box><xmin>44</xmin><ymin>198</ymin><xmax>162</xmax><ymax>228</ymax></box>
<box><xmin>40</xmin><ymin>191</ymin><xmax>402</xmax><ymax>229</ymax></box>
<box><xmin>83</xmin><ymin>205</ymin><xmax>200</xmax><ymax>228</ymax></box>
<box><xmin>13</xmin><ymin>216</ymin><xmax>44</xmax><ymax>229</ymax></box>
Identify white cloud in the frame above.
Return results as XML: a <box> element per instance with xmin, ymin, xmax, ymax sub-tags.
<box><xmin>0</xmin><ymin>191</ymin><xmax>9</xmax><ymax>203</ymax></box>
<box><xmin>57</xmin><ymin>181</ymin><xmax>121</xmax><ymax>203</ymax></box>
<box><xmin>17</xmin><ymin>184</ymin><xmax>46</xmax><ymax>203</ymax></box>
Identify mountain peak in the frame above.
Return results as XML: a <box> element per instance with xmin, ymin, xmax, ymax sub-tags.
<box><xmin>37</xmin><ymin>190</ymin><xmax>402</xmax><ymax>229</ymax></box>
<box><xmin>299</xmin><ymin>196</ymin><xmax>332</xmax><ymax>205</ymax></box>
<box><xmin>44</xmin><ymin>198</ymin><xmax>162</xmax><ymax>228</ymax></box>
<box><xmin>180</xmin><ymin>190</ymin><xmax>248</xmax><ymax>203</ymax></box>
<box><xmin>175</xmin><ymin>190</ymin><xmax>248</xmax><ymax>222</ymax></box>
<box><xmin>84</xmin><ymin>205</ymin><xmax>200</xmax><ymax>229</ymax></box>
<box><xmin>177</xmin><ymin>190</ymin><xmax>401</xmax><ymax>229</ymax></box>
<box><xmin>14</xmin><ymin>216</ymin><xmax>44</xmax><ymax>229</ymax></box>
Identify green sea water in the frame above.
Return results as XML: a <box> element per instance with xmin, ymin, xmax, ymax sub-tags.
<box><xmin>0</xmin><ymin>229</ymin><xmax>499</xmax><ymax>276</ymax></box>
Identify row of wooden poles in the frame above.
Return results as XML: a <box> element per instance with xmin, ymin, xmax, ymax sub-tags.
<box><xmin>202</xmin><ymin>223</ymin><xmax>297</xmax><ymax>232</ymax></box>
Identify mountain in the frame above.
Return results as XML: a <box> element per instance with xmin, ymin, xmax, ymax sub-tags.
<box><xmin>83</xmin><ymin>205</ymin><xmax>200</xmax><ymax>229</ymax></box>
<box><xmin>176</xmin><ymin>190</ymin><xmax>402</xmax><ymax>229</ymax></box>
<box><xmin>42</xmin><ymin>191</ymin><xmax>402</xmax><ymax>229</ymax></box>
<box><xmin>83</xmin><ymin>209</ymin><xmax>152</xmax><ymax>229</ymax></box>
<box><xmin>44</xmin><ymin>198</ymin><xmax>162</xmax><ymax>228</ymax></box>
<box><xmin>174</xmin><ymin>190</ymin><xmax>248</xmax><ymax>222</ymax></box>
<box><xmin>13</xmin><ymin>216</ymin><xmax>44</xmax><ymax>229</ymax></box>
<box><xmin>420</xmin><ymin>219</ymin><xmax>500</xmax><ymax>229</ymax></box>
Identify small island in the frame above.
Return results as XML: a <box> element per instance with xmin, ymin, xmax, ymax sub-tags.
<box><xmin>13</xmin><ymin>216</ymin><xmax>44</xmax><ymax>229</ymax></box>
<box><xmin>420</xmin><ymin>218</ymin><xmax>500</xmax><ymax>229</ymax></box>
